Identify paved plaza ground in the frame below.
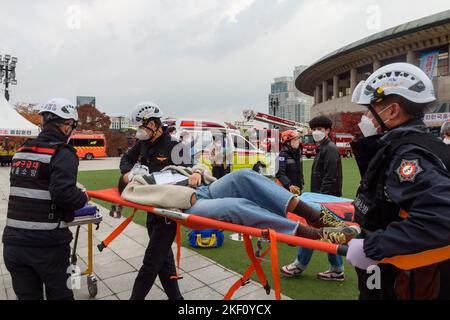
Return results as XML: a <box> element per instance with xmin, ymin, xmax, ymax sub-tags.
<box><xmin>0</xmin><ymin>158</ymin><xmax>290</xmax><ymax>300</ymax></box>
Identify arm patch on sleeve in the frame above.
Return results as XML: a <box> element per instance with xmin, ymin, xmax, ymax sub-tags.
<box><xmin>396</xmin><ymin>159</ymin><xmax>424</xmax><ymax>183</ymax></box>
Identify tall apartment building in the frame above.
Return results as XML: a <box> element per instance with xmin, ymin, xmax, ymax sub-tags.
<box><xmin>268</xmin><ymin>66</ymin><xmax>313</xmax><ymax>125</ymax></box>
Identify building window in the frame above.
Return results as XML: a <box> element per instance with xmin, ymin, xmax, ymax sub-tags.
<box><xmin>417</xmin><ymin>47</ymin><xmax>449</xmax><ymax>78</ymax></box>
<box><xmin>271</xmin><ymin>82</ymin><xmax>288</xmax><ymax>93</ymax></box>
<box><xmin>436</xmin><ymin>52</ymin><xmax>449</xmax><ymax>77</ymax></box>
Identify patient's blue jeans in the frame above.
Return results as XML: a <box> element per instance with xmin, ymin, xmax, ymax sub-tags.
<box><xmin>296</xmin><ymin>247</ymin><xmax>344</xmax><ymax>272</ymax></box>
<box><xmin>186</xmin><ymin>169</ymin><xmax>299</xmax><ymax>235</ymax></box>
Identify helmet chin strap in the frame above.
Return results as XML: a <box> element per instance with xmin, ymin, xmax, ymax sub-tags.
<box><xmin>145</xmin><ymin>125</ymin><xmax>163</xmax><ymax>142</ymax></box>
<box><xmin>367</xmin><ymin>104</ymin><xmax>389</xmax><ymax>133</ymax></box>
<box><xmin>143</xmin><ymin>118</ymin><xmax>162</xmax><ymax>138</ymax></box>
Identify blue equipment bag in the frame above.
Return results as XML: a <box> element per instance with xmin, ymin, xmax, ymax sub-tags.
<box><xmin>74</xmin><ymin>205</ymin><xmax>98</xmax><ymax>217</ymax></box>
<box><xmin>188</xmin><ymin>229</ymin><xmax>224</xmax><ymax>249</ymax></box>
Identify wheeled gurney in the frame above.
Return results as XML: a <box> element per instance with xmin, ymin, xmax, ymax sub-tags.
<box><xmin>68</xmin><ymin>205</ymin><xmax>103</xmax><ymax>298</ymax></box>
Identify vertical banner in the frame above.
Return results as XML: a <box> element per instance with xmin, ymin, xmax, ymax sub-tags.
<box><xmin>419</xmin><ymin>50</ymin><xmax>440</xmax><ymax>80</ymax></box>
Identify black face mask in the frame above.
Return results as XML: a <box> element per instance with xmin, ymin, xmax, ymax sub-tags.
<box><xmin>350</xmin><ymin>134</ymin><xmax>385</xmax><ymax>177</ymax></box>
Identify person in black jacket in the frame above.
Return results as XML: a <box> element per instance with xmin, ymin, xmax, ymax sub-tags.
<box><xmin>281</xmin><ymin>116</ymin><xmax>345</xmax><ymax>281</ymax></box>
<box><xmin>310</xmin><ymin>117</ymin><xmax>343</xmax><ymax>198</ymax></box>
<box><xmin>120</xmin><ymin>102</ymin><xmax>190</xmax><ymax>300</ymax></box>
<box><xmin>2</xmin><ymin>98</ymin><xmax>88</xmax><ymax>300</ymax></box>
<box><xmin>276</xmin><ymin>130</ymin><xmax>304</xmax><ymax>194</ymax></box>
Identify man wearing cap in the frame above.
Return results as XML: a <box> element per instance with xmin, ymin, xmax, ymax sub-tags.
<box><xmin>2</xmin><ymin>98</ymin><xmax>88</xmax><ymax>300</ymax></box>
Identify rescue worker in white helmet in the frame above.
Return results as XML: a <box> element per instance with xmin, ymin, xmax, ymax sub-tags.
<box><xmin>120</xmin><ymin>101</ymin><xmax>190</xmax><ymax>300</ymax></box>
<box><xmin>2</xmin><ymin>98</ymin><xmax>88</xmax><ymax>300</ymax></box>
<box><xmin>347</xmin><ymin>63</ymin><xmax>450</xmax><ymax>300</ymax></box>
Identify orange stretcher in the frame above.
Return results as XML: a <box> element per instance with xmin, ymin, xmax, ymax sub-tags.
<box><xmin>88</xmin><ymin>188</ymin><xmax>349</xmax><ymax>300</ymax></box>
<box><xmin>88</xmin><ymin>188</ymin><xmax>450</xmax><ymax>299</ymax></box>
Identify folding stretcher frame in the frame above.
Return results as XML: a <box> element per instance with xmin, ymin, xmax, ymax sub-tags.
<box><xmin>89</xmin><ymin>187</ymin><xmax>450</xmax><ymax>300</ymax></box>
<box><xmin>67</xmin><ymin>212</ymin><xmax>103</xmax><ymax>298</ymax></box>
<box><xmin>87</xmin><ymin>188</ymin><xmax>350</xmax><ymax>300</ymax></box>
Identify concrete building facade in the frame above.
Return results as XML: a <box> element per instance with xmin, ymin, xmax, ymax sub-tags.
<box><xmin>110</xmin><ymin>116</ymin><xmax>130</xmax><ymax>131</ymax></box>
<box><xmin>295</xmin><ymin>10</ymin><xmax>450</xmax><ymax>129</ymax></box>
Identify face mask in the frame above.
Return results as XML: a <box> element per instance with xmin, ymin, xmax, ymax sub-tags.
<box><xmin>444</xmin><ymin>138</ymin><xmax>450</xmax><ymax>145</ymax></box>
<box><xmin>136</xmin><ymin>128</ymin><xmax>150</xmax><ymax>141</ymax></box>
<box><xmin>312</xmin><ymin>130</ymin><xmax>326</xmax><ymax>143</ymax></box>
<box><xmin>360</xmin><ymin>104</ymin><xmax>394</xmax><ymax>137</ymax></box>
<box><xmin>358</xmin><ymin>116</ymin><xmax>378</xmax><ymax>138</ymax></box>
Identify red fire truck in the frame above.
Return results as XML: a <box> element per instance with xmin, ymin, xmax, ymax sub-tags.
<box><xmin>243</xmin><ymin>110</ymin><xmax>309</xmax><ymax>152</ymax></box>
<box><xmin>243</xmin><ymin>110</ymin><xmax>354</xmax><ymax>158</ymax></box>
<box><xmin>302</xmin><ymin>132</ymin><xmax>354</xmax><ymax>158</ymax></box>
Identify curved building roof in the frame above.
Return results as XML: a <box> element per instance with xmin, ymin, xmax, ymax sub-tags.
<box><xmin>296</xmin><ymin>10</ymin><xmax>450</xmax><ymax>95</ymax></box>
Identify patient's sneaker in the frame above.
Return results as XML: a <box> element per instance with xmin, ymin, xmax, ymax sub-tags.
<box><xmin>320</xmin><ymin>225</ymin><xmax>361</xmax><ymax>245</ymax></box>
<box><xmin>317</xmin><ymin>269</ymin><xmax>345</xmax><ymax>282</ymax></box>
<box><xmin>320</xmin><ymin>205</ymin><xmax>347</xmax><ymax>228</ymax></box>
<box><xmin>280</xmin><ymin>261</ymin><xmax>305</xmax><ymax>278</ymax></box>
<box><xmin>311</xmin><ymin>205</ymin><xmax>346</xmax><ymax>229</ymax></box>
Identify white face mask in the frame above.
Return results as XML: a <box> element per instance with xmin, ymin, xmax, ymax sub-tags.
<box><xmin>444</xmin><ymin>138</ymin><xmax>450</xmax><ymax>145</ymax></box>
<box><xmin>136</xmin><ymin>128</ymin><xmax>150</xmax><ymax>141</ymax></box>
<box><xmin>358</xmin><ymin>116</ymin><xmax>378</xmax><ymax>138</ymax></box>
<box><xmin>312</xmin><ymin>130</ymin><xmax>326</xmax><ymax>143</ymax></box>
<box><xmin>358</xmin><ymin>105</ymin><xmax>393</xmax><ymax>137</ymax></box>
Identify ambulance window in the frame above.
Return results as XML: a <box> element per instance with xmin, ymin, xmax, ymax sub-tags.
<box><xmin>247</xmin><ymin>141</ymin><xmax>257</xmax><ymax>151</ymax></box>
<box><xmin>201</xmin><ymin>132</ymin><xmax>212</xmax><ymax>148</ymax></box>
<box><xmin>72</xmin><ymin>139</ymin><xmax>90</xmax><ymax>146</ymax></box>
<box><xmin>233</xmin><ymin>135</ymin><xmax>253</xmax><ymax>150</ymax></box>
<box><xmin>190</xmin><ymin>131</ymin><xmax>211</xmax><ymax>152</ymax></box>
<box><xmin>303</xmin><ymin>135</ymin><xmax>315</xmax><ymax>144</ymax></box>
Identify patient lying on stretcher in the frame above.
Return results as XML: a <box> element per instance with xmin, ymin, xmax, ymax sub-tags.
<box><xmin>118</xmin><ymin>165</ymin><xmax>360</xmax><ymax>245</ymax></box>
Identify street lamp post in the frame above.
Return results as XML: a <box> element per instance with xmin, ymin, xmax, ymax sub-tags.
<box><xmin>0</xmin><ymin>55</ymin><xmax>18</xmax><ymax>101</ymax></box>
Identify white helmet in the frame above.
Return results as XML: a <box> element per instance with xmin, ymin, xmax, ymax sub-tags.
<box><xmin>351</xmin><ymin>63</ymin><xmax>436</xmax><ymax>105</ymax></box>
<box><xmin>130</xmin><ymin>101</ymin><xmax>164</xmax><ymax>127</ymax></box>
<box><xmin>39</xmin><ymin>98</ymin><xmax>78</xmax><ymax>121</ymax></box>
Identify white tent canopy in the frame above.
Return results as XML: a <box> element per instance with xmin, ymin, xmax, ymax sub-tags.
<box><xmin>0</xmin><ymin>93</ymin><xmax>40</xmax><ymax>137</ymax></box>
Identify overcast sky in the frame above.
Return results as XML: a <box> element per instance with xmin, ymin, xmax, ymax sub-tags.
<box><xmin>1</xmin><ymin>0</ymin><xmax>449</xmax><ymax>122</ymax></box>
